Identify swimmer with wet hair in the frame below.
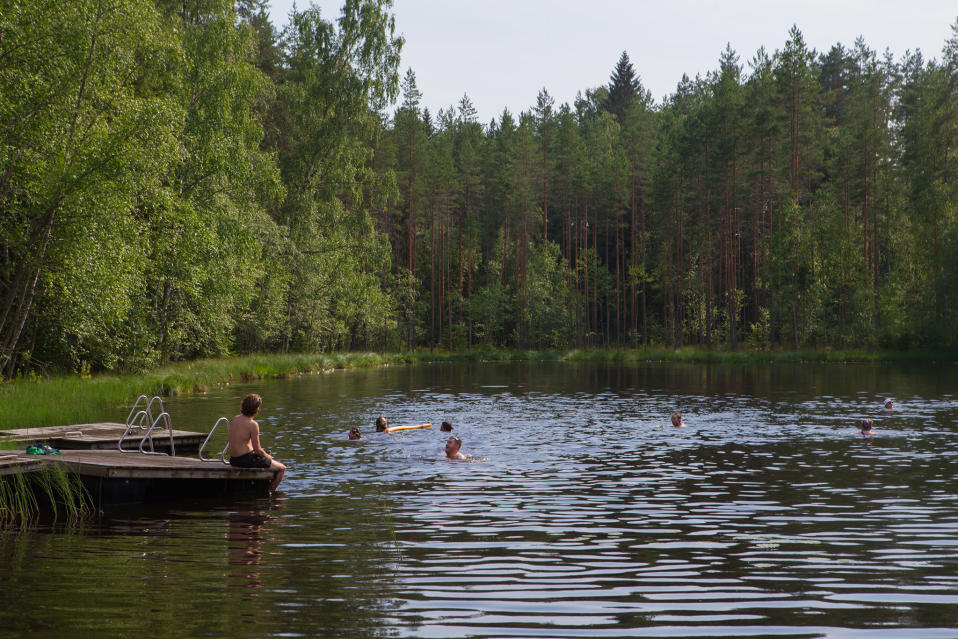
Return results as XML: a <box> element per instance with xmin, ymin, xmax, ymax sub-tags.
<box><xmin>445</xmin><ymin>436</ymin><xmax>466</xmax><ymax>460</ymax></box>
<box><xmin>348</xmin><ymin>427</ymin><xmax>362</xmax><ymax>440</ymax></box>
<box><xmin>883</xmin><ymin>398</ymin><xmax>894</xmax><ymax>410</ymax></box>
<box><xmin>671</xmin><ymin>411</ymin><xmax>686</xmax><ymax>428</ymax></box>
<box><xmin>440</xmin><ymin>421</ymin><xmax>453</xmax><ymax>432</ymax></box>
<box><xmin>375</xmin><ymin>416</ymin><xmax>387</xmax><ymax>432</ymax></box>
<box><xmin>860</xmin><ymin>418</ymin><xmax>874</xmax><ymax>437</ymax></box>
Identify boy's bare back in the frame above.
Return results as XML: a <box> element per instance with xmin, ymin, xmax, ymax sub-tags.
<box><xmin>229</xmin><ymin>413</ymin><xmax>263</xmax><ymax>457</ymax></box>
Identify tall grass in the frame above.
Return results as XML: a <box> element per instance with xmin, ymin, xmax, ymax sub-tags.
<box><xmin>0</xmin><ymin>348</ymin><xmax>953</xmax><ymax>431</ymax></box>
<box><xmin>32</xmin><ymin>463</ymin><xmax>92</xmax><ymax>521</ymax></box>
<box><xmin>0</xmin><ymin>464</ymin><xmax>92</xmax><ymax>525</ymax></box>
<box><xmin>0</xmin><ymin>352</ymin><xmax>405</xmax><ymax>430</ymax></box>
<box><xmin>0</xmin><ymin>468</ymin><xmax>37</xmax><ymax>524</ymax></box>
<box><xmin>407</xmin><ymin>347</ymin><xmax>957</xmax><ymax>364</ymax></box>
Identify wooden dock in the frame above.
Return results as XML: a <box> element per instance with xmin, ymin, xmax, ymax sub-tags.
<box><xmin>0</xmin><ymin>449</ymin><xmax>275</xmax><ymax>506</ymax></box>
<box><xmin>0</xmin><ymin>453</ymin><xmax>44</xmax><ymax>476</ymax></box>
<box><xmin>0</xmin><ymin>423</ymin><xmax>206</xmax><ymax>454</ymax></box>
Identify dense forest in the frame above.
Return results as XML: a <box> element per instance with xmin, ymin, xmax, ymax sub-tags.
<box><xmin>2</xmin><ymin>0</ymin><xmax>957</xmax><ymax>376</ymax></box>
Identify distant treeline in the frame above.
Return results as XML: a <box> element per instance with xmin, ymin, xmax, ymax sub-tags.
<box><xmin>2</xmin><ymin>0</ymin><xmax>957</xmax><ymax>377</ymax></box>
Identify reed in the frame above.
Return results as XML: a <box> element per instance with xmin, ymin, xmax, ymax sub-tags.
<box><xmin>1</xmin><ymin>348</ymin><xmax>953</xmax><ymax>431</ymax></box>
<box><xmin>31</xmin><ymin>464</ymin><xmax>92</xmax><ymax>522</ymax></box>
<box><xmin>0</xmin><ymin>464</ymin><xmax>92</xmax><ymax>525</ymax></box>
<box><xmin>0</xmin><ymin>468</ymin><xmax>38</xmax><ymax>524</ymax></box>
<box><xmin>0</xmin><ymin>352</ymin><xmax>406</xmax><ymax>430</ymax></box>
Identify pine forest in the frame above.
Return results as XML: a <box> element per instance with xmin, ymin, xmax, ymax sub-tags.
<box><xmin>3</xmin><ymin>0</ymin><xmax>958</xmax><ymax>377</ymax></box>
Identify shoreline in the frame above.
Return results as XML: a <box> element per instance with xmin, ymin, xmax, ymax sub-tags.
<box><xmin>1</xmin><ymin>348</ymin><xmax>954</xmax><ymax>431</ymax></box>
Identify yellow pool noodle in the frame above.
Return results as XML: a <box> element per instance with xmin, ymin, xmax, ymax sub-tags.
<box><xmin>385</xmin><ymin>423</ymin><xmax>432</xmax><ymax>434</ymax></box>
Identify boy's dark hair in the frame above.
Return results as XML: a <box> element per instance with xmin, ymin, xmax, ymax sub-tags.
<box><xmin>241</xmin><ymin>394</ymin><xmax>262</xmax><ymax>417</ymax></box>
<box><xmin>375</xmin><ymin>416</ymin><xmax>387</xmax><ymax>432</ymax></box>
<box><xmin>440</xmin><ymin>421</ymin><xmax>452</xmax><ymax>432</ymax></box>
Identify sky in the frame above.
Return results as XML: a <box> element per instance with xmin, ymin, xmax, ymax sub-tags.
<box><xmin>266</xmin><ymin>0</ymin><xmax>957</xmax><ymax>123</ymax></box>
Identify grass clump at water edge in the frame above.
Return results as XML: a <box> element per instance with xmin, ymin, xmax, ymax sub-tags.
<box><xmin>0</xmin><ymin>352</ymin><xmax>404</xmax><ymax>431</ymax></box>
<box><xmin>0</xmin><ymin>463</ymin><xmax>92</xmax><ymax>525</ymax></box>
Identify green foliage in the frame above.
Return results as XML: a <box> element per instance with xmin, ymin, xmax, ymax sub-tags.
<box><xmin>3</xmin><ymin>6</ymin><xmax>958</xmax><ymax>379</ymax></box>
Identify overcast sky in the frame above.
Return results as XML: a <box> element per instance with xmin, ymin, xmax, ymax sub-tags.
<box><xmin>266</xmin><ymin>0</ymin><xmax>957</xmax><ymax>122</ymax></box>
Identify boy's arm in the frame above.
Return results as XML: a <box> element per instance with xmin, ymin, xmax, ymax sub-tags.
<box><xmin>250</xmin><ymin>422</ymin><xmax>273</xmax><ymax>459</ymax></box>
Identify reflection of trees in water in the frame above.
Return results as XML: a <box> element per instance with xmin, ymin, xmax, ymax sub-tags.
<box><xmin>252</xmin><ymin>488</ymin><xmax>404</xmax><ymax>638</ymax></box>
<box><xmin>391</xmin><ymin>360</ymin><xmax>957</xmax><ymax>403</ymax></box>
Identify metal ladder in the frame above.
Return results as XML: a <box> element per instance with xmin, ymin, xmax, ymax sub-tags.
<box><xmin>119</xmin><ymin>395</ymin><xmax>177</xmax><ymax>456</ymax></box>
<box><xmin>198</xmin><ymin>417</ymin><xmax>230</xmax><ymax>464</ymax></box>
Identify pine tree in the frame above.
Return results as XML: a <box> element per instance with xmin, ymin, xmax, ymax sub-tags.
<box><xmin>605</xmin><ymin>51</ymin><xmax>642</xmax><ymax>123</ymax></box>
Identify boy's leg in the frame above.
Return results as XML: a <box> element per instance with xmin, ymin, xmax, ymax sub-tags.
<box><xmin>268</xmin><ymin>459</ymin><xmax>286</xmax><ymax>492</ymax></box>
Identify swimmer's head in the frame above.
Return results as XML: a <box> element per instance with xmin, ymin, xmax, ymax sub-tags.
<box><xmin>861</xmin><ymin>418</ymin><xmax>874</xmax><ymax>432</ymax></box>
<box><xmin>884</xmin><ymin>398</ymin><xmax>894</xmax><ymax>409</ymax></box>
<box><xmin>348</xmin><ymin>427</ymin><xmax>362</xmax><ymax>440</ymax></box>
<box><xmin>375</xmin><ymin>416</ymin><xmax>387</xmax><ymax>432</ymax></box>
<box><xmin>670</xmin><ymin>412</ymin><xmax>683</xmax><ymax>427</ymax></box>
<box><xmin>445</xmin><ymin>436</ymin><xmax>462</xmax><ymax>457</ymax></box>
<box><xmin>440</xmin><ymin>421</ymin><xmax>453</xmax><ymax>432</ymax></box>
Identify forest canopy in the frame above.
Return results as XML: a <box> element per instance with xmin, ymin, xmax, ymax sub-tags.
<box><xmin>2</xmin><ymin>0</ymin><xmax>957</xmax><ymax>376</ymax></box>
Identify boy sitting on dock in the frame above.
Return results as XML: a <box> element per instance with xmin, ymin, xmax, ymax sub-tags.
<box><xmin>229</xmin><ymin>394</ymin><xmax>285</xmax><ymax>492</ymax></box>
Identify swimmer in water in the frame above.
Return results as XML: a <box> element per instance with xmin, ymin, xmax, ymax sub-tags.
<box><xmin>883</xmin><ymin>398</ymin><xmax>894</xmax><ymax>410</ymax></box>
<box><xmin>348</xmin><ymin>427</ymin><xmax>362</xmax><ymax>440</ymax></box>
<box><xmin>445</xmin><ymin>436</ymin><xmax>466</xmax><ymax>460</ymax></box>
<box><xmin>671</xmin><ymin>411</ymin><xmax>686</xmax><ymax>428</ymax></box>
<box><xmin>440</xmin><ymin>421</ymin><xmax>453</xmax><ymax>432</ymax></box>
<box><xmin>860</xmin><ymin>418</ymin><xmax>874</xmax><ymax>437</ymax></box>
<box><xmin>375</xmin><ymin>416</ymin><xmax>387</xmax><ymax>432</ymax></box>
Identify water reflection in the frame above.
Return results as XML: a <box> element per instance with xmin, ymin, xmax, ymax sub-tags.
<box><xmin>227</xmin><ymin>502</ymin><xmax>278</xmax><ymax>593</ymax></box>
<box><xmin>2</xmin><ymin>361</ymin><xmax>958</xmax><ymax>638</ymax></box>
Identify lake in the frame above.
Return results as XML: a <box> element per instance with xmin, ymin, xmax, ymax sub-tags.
<box><xmin>2</xmin><ymin>361</ymin><xmax>958</xmax><ymax>638</ymax></box>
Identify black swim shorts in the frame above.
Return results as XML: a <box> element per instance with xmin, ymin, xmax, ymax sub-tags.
<box><xmin>229</xmin><ymin>451</ymin><xmax>271</xmax><ymax>469</ymax></box>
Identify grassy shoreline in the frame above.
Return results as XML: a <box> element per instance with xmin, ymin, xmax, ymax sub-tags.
<box><xmin>0</xmin><ymin>348</ymin><xmax>954</xmax><ymax>430</ymax></box>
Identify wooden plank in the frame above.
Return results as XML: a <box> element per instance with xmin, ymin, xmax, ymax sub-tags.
<box><xmin>0</xmin><ymin>423</ymin><xmax>206</xmax><ymax>452</ymax></box>
<box><xmin>0</xmin><ymin>454</ymin><xmax>44</xmax><ymax>476</ymax></box>
<box><xmin>40</xmin><ymin>450</ymin><xmax>274</xmax><ymax>481</ymax></box>
<box><xmin>0</xmin><ymin>423</ymin><xmax>131</xmax><ymax>439</ymax></box>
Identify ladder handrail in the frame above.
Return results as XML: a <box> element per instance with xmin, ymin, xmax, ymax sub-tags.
<box><xmin>199</xmin><ymin>417</ymin><xmax>231</xmax><ymax>464</ymax></box>
<box><xmin>144</xmin><ymin>396</ymin><xmax>166</xmax><ymax>425</ymax></box>
<box><xmin>125</xmin><ymin>395</ymin><xmax>149</xmax><ymax>428</ymax></box>
<box><xmin>118</xmin><ymin>409</ymin><xmax>150</xmax><ymax>453</ymax></box>
<box><xmin>139</xmin><ymin>411</ymin><xmax>176</xmax><ymax>456</ymax></box>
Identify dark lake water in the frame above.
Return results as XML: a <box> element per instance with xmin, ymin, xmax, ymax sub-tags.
<box><xmin>3</xmin><ymin>361</ymin><xmax>958</xmax><ymax>638</ymax></box>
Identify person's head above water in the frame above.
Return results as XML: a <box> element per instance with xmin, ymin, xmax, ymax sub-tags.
<box><xmin>445</xmin><ymin>436</ymin><xmax>464</xmax><ymax>459</ymax></box>
<box><xmin>861</xmin><ymin>418</ymin><xmax>874</xmax><ymax>434</ymax></box>
<box><xmin>375</xmin><ymin>416</ymin><xmax>387</xmax><ymax>432</ymax></box>
<box><xmin>884</xmin><ymin>398</ymin><xmax>894</xmax><ymax>410</ymax></box>
<box><xmin>670</xmin><ymin>411</ymin><xmax>685</xmax><ymax>427</ymax></box>
<box><xmin>440</xmin><ymin>421</ymin><xmax>452</xmax><ymax>432</ymax></box>
<box><xmin>348</xmin><ymin>427</ymin><xmax>362</xmax><ymax>440</ymax></box>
